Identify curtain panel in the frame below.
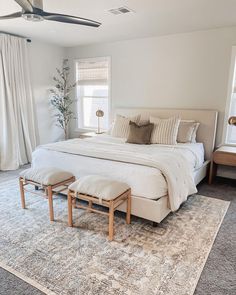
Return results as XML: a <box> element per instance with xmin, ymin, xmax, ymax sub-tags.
<box><xmin>0</xmin><ymin>34</ymin><xmax>38</xmax><ymax>170</ymax></box>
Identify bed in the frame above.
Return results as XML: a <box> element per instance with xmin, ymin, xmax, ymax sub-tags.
<box><xmin>32</xmin><ymin>108</ymin><xmax>218</xmax><ymax>223</ymax></box>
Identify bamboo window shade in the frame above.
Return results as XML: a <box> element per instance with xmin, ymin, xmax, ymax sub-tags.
<box><xmin>76</xmin><ymin>58</ymin><xmax>109</xmax><ymax>85</ymax></box>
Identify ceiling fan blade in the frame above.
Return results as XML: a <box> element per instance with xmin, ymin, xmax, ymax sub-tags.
<box><xmin>42</xmin><ymin>12</ymin><xmax>101</xmax><ymax>27</ymax></box>
<box><xmin>0</xmin><ymin>11</ymin><xmax>22</xmax><ymax>20</ymax></box>
<box><xmin>14</xmin><ymin>0</ymin><xmax>33</xmax><ymax>12</ymax></box>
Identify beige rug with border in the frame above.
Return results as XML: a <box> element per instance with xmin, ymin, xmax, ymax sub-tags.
<box><xmin>0</xmin><ymin>179</ymin><xmax>230</xmax><ymax>295</ymax></box>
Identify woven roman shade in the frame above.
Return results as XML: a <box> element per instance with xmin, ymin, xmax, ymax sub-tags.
<box><xmin>76</xmin><ymin>58</ymin><xmax>109</xmax><ymax>85</ymax></box>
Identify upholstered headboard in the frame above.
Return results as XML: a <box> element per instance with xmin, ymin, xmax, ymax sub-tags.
<box><xmin>113</xmin><ymin>108</ymin><xmax>218</xmax><ymax>160</ymax></box>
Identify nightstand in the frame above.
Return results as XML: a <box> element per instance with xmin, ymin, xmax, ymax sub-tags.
<box><xmin>79</xmin><ymin>132</ymin><xmax>105</xmax><ymax>139</ymax></box>
<box><xmin>209</xmin><ymin>146</ymin><xmax>236</xmax><ymax>184</ymax></box>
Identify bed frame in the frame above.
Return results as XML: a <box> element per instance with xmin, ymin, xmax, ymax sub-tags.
<box><xmin>114</xmin><ymin>108</ymin><xmax>218</xmax><ymax>223</ymax></box>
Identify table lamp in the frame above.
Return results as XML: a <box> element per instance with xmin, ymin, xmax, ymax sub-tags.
<box><xmin>96</xmin><ymin>110</ymin><xmax>104</xmax><ymax>134</ymax></box>
<box><xmin>228</xmin><ymin>116</ymin><xmax>236</xmax><ymax>126</ymax></box>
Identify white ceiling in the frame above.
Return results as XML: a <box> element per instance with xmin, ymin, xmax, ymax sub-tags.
<box><xmin>1</xmin><ymin>0</ymin><xmax>236</xmax><ymax>47</ymax></box>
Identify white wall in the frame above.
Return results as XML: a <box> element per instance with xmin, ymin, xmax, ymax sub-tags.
<box><xmin>28</xmin><ymin>40</ymin><xmax>65</xmax><ymax>144</ymax></box>
<box><xmin>66</xmin><ymin>26</ymin><xmax>236</xmax><ymax>146</ymax></box>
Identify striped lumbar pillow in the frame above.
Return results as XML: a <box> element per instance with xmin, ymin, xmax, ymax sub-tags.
<box><xmin>111</xmin><ymin>114</ymin><xmax>141</xmax><ymax>138</ymax></box>
<box><xmin>150</xmin><ymin>116</ymin><xmax>180</xmax><ymax>145</ymax></box>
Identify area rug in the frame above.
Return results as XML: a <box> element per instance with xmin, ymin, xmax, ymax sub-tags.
<box><xmin>0</xmin><ymin>178</ymin><xmax>229</xmax><ymax>295</ymax></box>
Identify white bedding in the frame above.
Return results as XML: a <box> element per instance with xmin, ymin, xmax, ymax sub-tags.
<box><xmin>32</xmin><ymin>135</ymin><xmax>204</xmax><ymax>207</ymax></box>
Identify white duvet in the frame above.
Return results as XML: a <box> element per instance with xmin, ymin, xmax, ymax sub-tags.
<box><xmin>32</xmin><ymin>135</ymin><xmax>201</xmax><ymax>211</ymax></box>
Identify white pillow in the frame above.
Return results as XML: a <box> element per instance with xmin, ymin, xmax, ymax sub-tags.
<box><xmin>150</xmin><ymin>116</ymin><xmax>180</xmax><ymax>145</ymax></box>
<box><xmin>111</xmin><ymin>114</ymin><xmax>141</xmax><ymax>138</ymax></box>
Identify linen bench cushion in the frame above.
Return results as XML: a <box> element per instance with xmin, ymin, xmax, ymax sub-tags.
<box><xmin>69</xmin><ymin>175</ymin><xmax>130</xmax><ymax>201</ymax></box>
<box><xmin>20</xmin><ymin>167</ymin><xmax>74</xmax><ymax>186</ymax></box>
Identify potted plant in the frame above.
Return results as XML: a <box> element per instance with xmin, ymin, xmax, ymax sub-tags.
<box><xmin>49</xmin><ymin>59</ymin><xmax>77</xmax><ymax>139</ymax></box>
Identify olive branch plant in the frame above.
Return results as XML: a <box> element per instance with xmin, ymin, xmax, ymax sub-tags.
<box><xmin>49</xmin><ymin>59</ymin><xmax>77</xmax><ymax>139</ymax></box>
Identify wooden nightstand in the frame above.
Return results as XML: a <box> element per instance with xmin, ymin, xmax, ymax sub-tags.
<box><xmin>209</xmin><ymin>146</ymin><xmax>236</xmax><ymax>184</ymax></box>
<box><xmin>79</xmin><ymin>132</ymin><xmax>105</xmax><ymax>139</ymax></box>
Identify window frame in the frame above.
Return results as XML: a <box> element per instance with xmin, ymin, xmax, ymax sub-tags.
<box><xmin>223</xmin><ymin>46</ymin><xmax>236</xmax><ymax>146</ymax></box>
<box><xmin>74</xmin><ymin>56</ymin><xmax>112</xmax><ymax>132</ymax></box>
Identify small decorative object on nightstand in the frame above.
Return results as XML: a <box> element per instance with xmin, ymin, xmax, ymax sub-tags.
<box><xmin>96</xmin><ymin>109</ymin><xmax>104</xmax><ymax>134</ymax></box>
<box><xmin>209</xmin><ymin>146</ymin><xmax>236</xmax><ymax>184</ymax></box>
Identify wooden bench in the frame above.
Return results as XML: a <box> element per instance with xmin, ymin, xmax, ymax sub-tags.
<box><xmin>67</xmin><ymin>175</ymin><xmax>131</xmax><ymax>241</ymax></box>
<box><xmin>19</xmin><ymin>167</ymin><xmax>75</xmax><ymax>221</ymax></box>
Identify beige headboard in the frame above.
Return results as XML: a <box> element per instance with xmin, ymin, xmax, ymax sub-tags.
<box><xmin>114</xmin><ymin>108</ymin><xmax>218</xmax><ymax>161</ymax></box>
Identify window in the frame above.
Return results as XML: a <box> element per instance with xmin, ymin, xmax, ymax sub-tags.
<box><xmin>225</xmin><ymin>47</ymin><xmax>236</xmax><ymax>144</ymax></box>
<box><xmin>75</xmin><ymin>57</ymin><xmax>110</xmax><ymax>131</ymax></box>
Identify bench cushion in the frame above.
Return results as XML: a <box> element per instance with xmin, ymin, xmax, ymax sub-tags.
<box><xmin>20</xmin><ymin>167</ymin><xmax>74</xmax><ymax>186</ymax></box>
<box><xmin>69</xmin><ymin>175</ymin><xmax>130</xmax><ymax>201</ymax></box>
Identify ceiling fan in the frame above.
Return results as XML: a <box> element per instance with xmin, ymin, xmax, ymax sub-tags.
<box><xmin>0</xmin><ymin>0</ymin><xmax>101</xmax><ymax>27</ymax></box>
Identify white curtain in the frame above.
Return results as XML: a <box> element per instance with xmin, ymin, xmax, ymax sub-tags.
<box><xmin>0</xmin><ymin>34</ymin><xmax>38</xmax><ymax>170</ymax></box>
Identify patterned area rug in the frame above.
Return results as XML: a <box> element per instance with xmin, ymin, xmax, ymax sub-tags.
<box><xmin>0</xmin><ymin>178</ymin><xmax>229</xmax><ymax>295</ymax></box>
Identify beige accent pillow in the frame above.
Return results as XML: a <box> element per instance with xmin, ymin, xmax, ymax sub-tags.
<box><xmin>111</xmin><ymin>114</ymin><xmax>141</xmax><ymax>138</ymax></box>
<box><xmin>177</xmin><ymin>121</ymin><xmax>196</xmax><ymax>143</ymax></box>
<box><xmin>179</xmin><ymin>120</ymin><xmax>200</xmax><ymax>143</ymax></box>
<box><xmin>126</xmin><ymin>121</ymin><xmax>154</xmax><ymax>144</ymax></box>
<box><xmin>191</xmin><ymin>122</ymin><xmax>200</xmax><ymax>143</ymax></box>
<box><xmin>150</xmin><ymin>116</ymin><xmax>180</xmax><ymax>145</ymax></box>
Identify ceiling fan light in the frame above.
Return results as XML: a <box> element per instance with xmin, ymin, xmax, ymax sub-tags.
<box><xmin>22</xmin><ymin>13</ymin><xmax>44</xmax><ymax>22</ymax></box>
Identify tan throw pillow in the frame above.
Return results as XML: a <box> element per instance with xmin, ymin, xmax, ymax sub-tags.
<box><xmin>177</xmin><ymin>121</ymin><xmax>196</xmax><ymax>143</ymax></box>
<box><xmin>150</xmin><ymin>116</ymin><xmax>180</xmax><ymax>145</ymax></box>
<box><xmin>111</xmin><ymin>114</ymin><xmax>141</xmax><ymax>138</ymax></box>
<box><xmin>126</xmin><ymin>121</ymin><xmax>154</xmax><ymax>144</ymax></box>
<box><xmin>191</xmin><ymin>122</ymin><xmax>200</xmax><ymax>143</ymax></box>
<box><xmin>178</xmin><ymin>120</ymin><xmax>200</xmax><ymax>143</ymax></box>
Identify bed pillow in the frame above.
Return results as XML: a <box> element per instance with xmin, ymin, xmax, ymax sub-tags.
<box><xmin>150</xmin><ymin>116</ymin><xmax>180</xmax><ymax>145</ymax></box>
<box><xmin>178</xmin><ymin>120</ymin><xmax>200</xmax><ymax>143</ymax></box>
<box><xmin>177</xmin><ymin>121</ymin><xmax>196</xmax><ymax>143</ymax></box>
<box><xmin>191</xmin><ymin>122</ymin><xmax>200</xmax><ymax>143</ymax></box>
<box><xmin>111</xmin><ymin>114</ymin><xmax>141</xmax><ymax>138</ymax></box>
<box><xmin>126</xmin><ymin>121</ymin><xmax>154</xmax><ymax>144</ymax></box>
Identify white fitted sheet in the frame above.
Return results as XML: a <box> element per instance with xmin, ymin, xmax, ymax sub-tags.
<box><xmin>32</xmin><ymin>135</ymin><xmax>204</xmax><ymax>200</ymax></box>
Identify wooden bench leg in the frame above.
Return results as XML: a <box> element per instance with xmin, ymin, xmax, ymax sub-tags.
<box><xmin>47</xmin><ymin>186</ymin><xmax>54</xmax><ymax>221</ymax></box>
<box><xmin>68</xmin><ymin>191</ymin><xmax>73</xmax><ymax>227</ymax></box>
<box><xmin>88</xmin><ymin>200</ymin><xmax>93</xmax><ymax>212</ymax></box>
<box><xmin>126</xmin><ymin>192</ymin><xmax>131</xmax><ymax>224</ymax></box>
<box><xmin>109</xmin><ymin>201</ymin><xmax>114</xmax><ymax>241</ymax></box>
<box><xmin>72</xmin><ymin>197</ymin><xmax>76</xmax><ymax>208</ymax></box>
<box><xmin>19</xmin><ymin>178</ymin><xmax>26</xmax><ymax>209</ymax></box>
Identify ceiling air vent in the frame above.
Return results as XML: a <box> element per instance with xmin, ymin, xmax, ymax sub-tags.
<box><xmin>108</xmin><ymin>6</ymin><xmax>134</xmax><ymax>15</ymax></box>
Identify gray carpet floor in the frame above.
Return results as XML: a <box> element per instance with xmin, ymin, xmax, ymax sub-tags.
<box><xmin>0</xmin><ymin>168</ymin><xmax>235</xmax><ymax>295</ymax></box>
<box><xmin>195</xmin><ymin>177</ymin><xmax>236</xmax><ymax>295</ymax></box>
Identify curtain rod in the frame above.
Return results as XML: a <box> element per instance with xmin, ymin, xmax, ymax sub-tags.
<box><xmin>0</xmin><ymin>31</ymin><xmax>31</xmax><ymax>43</ymax></box>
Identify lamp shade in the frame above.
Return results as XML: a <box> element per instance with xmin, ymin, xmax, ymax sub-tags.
<box><xmin>96</xmin><ymin>110</ymin><xmax>104</xmax><ymax>117</ymax></box>
<box><xmin>228</xmin><ymin>116</ymin><xmax>236</xmax><ymax>126</ymax></box>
